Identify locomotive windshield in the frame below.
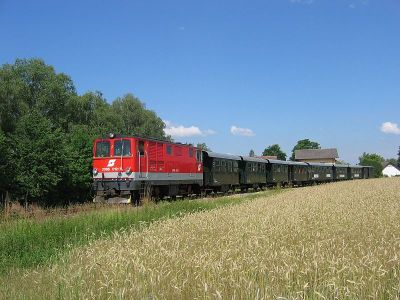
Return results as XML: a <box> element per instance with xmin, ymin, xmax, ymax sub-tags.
<box><xmin>114</xmin><ymin>139</ymin><xmax>131</xmax><ymax>156</ymax></box>
<box><xmin>95</xmin><ymin>141</ymin><xmax>110</xmax><ymax>157</ymax></box>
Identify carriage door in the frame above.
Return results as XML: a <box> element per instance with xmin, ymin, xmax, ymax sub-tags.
<box><xmin>137</xmin><ymin>140</ymin><xmax>148</xmax><ymax>178</ymax></box>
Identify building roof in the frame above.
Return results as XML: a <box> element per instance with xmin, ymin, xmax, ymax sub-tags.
<box><xmin>383</xmin><ymin>164</ymin><xmax>400</xmax><ymax>172</ymax></box>
<box><xmin>295</xmin><ymin>148</ymin><xmax>339</xmax><ymax>160</ymax></box>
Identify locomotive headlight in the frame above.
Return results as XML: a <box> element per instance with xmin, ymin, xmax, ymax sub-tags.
<box><xmin>93</xmin><ymin>168</ymin><xmax>98</xmax><ymax>176</ymax></box>
<box><xmin>125</xmin><ymin>167</ymin><xmax>132</xmax><ymax>175</ymax></box>
<box><xmin>109</xmin><ymin>133</ymin><xmax>115</xmax><ymax>139</ymax></box>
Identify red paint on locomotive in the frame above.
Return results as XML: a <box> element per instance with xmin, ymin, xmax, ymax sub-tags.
<box><xmin>93</xmin><ymin>137</ymin><xmax>202</xmax><ymax>176</ymax></box>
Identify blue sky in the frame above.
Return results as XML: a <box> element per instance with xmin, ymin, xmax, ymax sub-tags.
<box><xmin>1</xmin><ymin>0</ymin><xmax>399</xmax><ymax>163</ymax></box>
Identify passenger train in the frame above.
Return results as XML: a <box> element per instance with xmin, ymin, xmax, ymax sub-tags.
<box><xmin>93</xmin><ymin>134</ymin><xmax>373</xmax><ymax>204</ymax></box>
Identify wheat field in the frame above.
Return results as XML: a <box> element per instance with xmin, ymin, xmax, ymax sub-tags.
<box><xmin>1</xmin><ymin>178</ymin><xmax>400</xmax><ymax>299</ymax></box>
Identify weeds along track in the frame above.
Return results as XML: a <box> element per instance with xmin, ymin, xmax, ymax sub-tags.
<box><xmin>1</xmin><ymin>178</ymin><xmax>400</xmax><ymax>299</ymax></box>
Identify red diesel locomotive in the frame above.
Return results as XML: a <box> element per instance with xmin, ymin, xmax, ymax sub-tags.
<box><xmin>93</xmin><ymin>134</ymin><xmax>203</xmax><ymax>203</ymax></box>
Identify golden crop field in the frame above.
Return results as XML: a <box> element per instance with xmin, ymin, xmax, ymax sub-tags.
<box><xmin>2</xmin><ymin>178</ymin><xmax>400</xmax><ymax>299</ymax></box>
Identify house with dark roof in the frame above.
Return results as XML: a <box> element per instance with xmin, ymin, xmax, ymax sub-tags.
<box><xmin>295</xmin><ymin>148</ymin><xmax>339</xmax><ymax>163</ymax></box>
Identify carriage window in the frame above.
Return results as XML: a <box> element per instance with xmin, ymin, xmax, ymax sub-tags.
<box><xmin>221</xmin><ymin>160</ymin><xmax>226</xmax><ymax>172</ymax></box>
<box><xmin>229</xmin><ymin>161</ymin><xmax>233</xmax><ymax>172</ymax></box>
<box><xmin>95</xmin><ymin>141</ymin><xmax>110</xmax><ymax>157</ymax></box>
<box><xmin>215</xmin><ymin>160</ymin><xmax>220</xmax><ymax>172</ymax></box>
<box><xmin>189</xmin><ymin>148</ymin><xmax>193</xmax><ymax>157</ymax></box>
<box><xmin>166</xmin><ymin>145</ymin><xmax>172</xmax><ymax>155</ymax></box>
<box><xmin>233</xmin><ymin>161</ymin><xmax>238</xmax><ymax>173</ymax></box>
<box><xmin>114</xmin><ymin>140</ymin><xmax>131</xmax><ymax>156</ymax></box>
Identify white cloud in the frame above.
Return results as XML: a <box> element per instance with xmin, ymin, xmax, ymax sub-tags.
<box><xmin>380</xmin><ymin>122</ymin><xmax>400</xmax><ymax>135</ymax></box>
<box><xmin>164</xmin><ymin>120</ymin><xmax>216</xmax><ymax>138</ymax></box>
<box><xmin>230</xmin><ymin>125</ymin><xmax>255</xmax><ymax>137</ymax></box>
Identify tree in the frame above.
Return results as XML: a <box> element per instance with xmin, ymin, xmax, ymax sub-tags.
<box><xmin>111</xmin><ymin>94</ymin><xmax>166</xmax><ymax>139</ymax></box>
<box><xmin>62</xmin><ymin>125</ymin><xmax>95</xmax><ymax>203</ymax></box>
<box><xmin>249</xmin><ymin>149</ymin><xmax>255</xmax><ymax>157</ymax></box>
<box><xmin>398</xmin><ymin>146</ymin><xmax>400</xmax><ymax>168</ymax></box>
<box><xmin>290</xmin><ymin>139</ymin><xmax>320</xmax><ymax>161</ymax></box>
<box><xmin>359</xmin><ymin>152</ymin><xmax>384</xmax><ymax>178</ymax></box>
<box><xmin>263</xmin><ymin>144</ymin><xmax>287</xmax><ymax>161</ymax></box>
<box><xmin>385</xmin><ymin>158</ymin><xmax>398</xmax><ymax>166</ymax></box>
<box><xmin>0</xmin><ymin>130</ymin><xmax>12</xmax><ymax>202</ymax></box>
<box><xmin>10</xmin><ymin>111</ymin><xmax>66</xmax><ymax>205</ymax></box>
<box><xmin>197</xmin><ymin>143</ymin><xmax>211</xmax><ymax>151</ymax></box>
<box><xmin>0</xmin><ymin>58</ymin><xmax>76</xmax><ymax>133</ymax></box>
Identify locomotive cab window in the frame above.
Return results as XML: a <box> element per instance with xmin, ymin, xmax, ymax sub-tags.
<box><xmin>95</xmin><ymin>141</ymin><xmax>110</xmax><ymax>157</ymax></box>
<box><xmin>189</xmin><ymin>148</ymin><xmax>193</xmax><ymax>157</ymax></box>
<box><xmin>114</xmin><ymin>139</ymin><xmax>131</xmax><ymax>156</ymax></box>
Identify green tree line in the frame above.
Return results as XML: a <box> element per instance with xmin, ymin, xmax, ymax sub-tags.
<box><xmin>0</xmin><ymin>59</ymin><xmax>166</xmax><ymax>206</ymax></box>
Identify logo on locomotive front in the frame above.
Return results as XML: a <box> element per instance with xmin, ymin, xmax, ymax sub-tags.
<box><xmin>107</xmin><ymin>159</ymin><xmax>116</xmax><ymax>167</ymax></box>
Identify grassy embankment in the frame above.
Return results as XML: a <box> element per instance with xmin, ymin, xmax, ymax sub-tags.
<box><xmin>1</xmin><ymin>178</ymin><xmax>399</xmax><ymax>299</ymax></box>
<box><xmin>0</xmin><ymin>189</ymin><xmax>281</xmax><ymax>276</ymax></box>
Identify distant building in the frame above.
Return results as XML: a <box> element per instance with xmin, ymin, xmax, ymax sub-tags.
<box><xmin>382</xmin><ymin>164</ymin><xmax>400</xmax><ymax>177</ymax></box>
<box><xmin>295</xmin><ymin>148</ymin><xmax>339</xmax><ymax>163</ymax></box>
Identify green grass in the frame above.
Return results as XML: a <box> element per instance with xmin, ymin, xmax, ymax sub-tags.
<box><xmin>0</xmin><ymin>190</ymin><xmax>281</xmax><ymax>276</ymax></box>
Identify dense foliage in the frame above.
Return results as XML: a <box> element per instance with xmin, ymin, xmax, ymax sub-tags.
<box><xmin>0</xmin><ymin>59</ymin><xmax>166</xmax><ymax>206</ymax></box>
<box><xmin>359</xmin><ymin>152</ymin><xmax>384</xmax><ymax>177</ymax></box>
<box><xmin>262</xmin><ymin>144</ymin><xmax>287</xmax><ymax>160</ymax></box>
<box><xmin>196</xmin><ymin>143</ymin><xmax>210</xmax><ymax>151</ymax></box>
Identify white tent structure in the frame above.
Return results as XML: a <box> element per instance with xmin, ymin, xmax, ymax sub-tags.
<box><xmin>382</xmin><ymin>164</ymin><xmax>400</xmax><ymax>177</ymax></box>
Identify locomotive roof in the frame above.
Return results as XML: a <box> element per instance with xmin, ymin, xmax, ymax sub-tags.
<box><xmin>241</xmin><ymin>156</ymin><xmax>268</xmax><ymax>163</ymax></box>
<box><xmin>96</xmin><ymin>134</ymin><xmax>197</xmax><ymax>148</ymax></box>
<box><xmin>204</xmin><ymin>151</ymin><xmax>241</xmax><ymax>160</ymax></box>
